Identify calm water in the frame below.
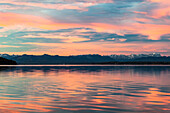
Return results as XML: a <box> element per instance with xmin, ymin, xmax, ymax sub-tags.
<box><xmin>0</xmin><ymin>65</ymin><xmax>169</xmax><ymax>113</ymax></box>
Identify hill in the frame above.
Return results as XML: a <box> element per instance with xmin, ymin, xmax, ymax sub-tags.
<box><xmin>9</xmin><ymin>54</ymin><xmax>114</xmax><ymax>64</ymax></box>
<box><xmin>0</xmin><ymin>57</ymin><xmax>17</xmax><ymax>65</ymax></box>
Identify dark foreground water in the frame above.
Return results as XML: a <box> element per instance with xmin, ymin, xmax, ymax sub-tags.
<box><xmin>0</xmin><ymin>65</ymin><xmax>169</xmax><ymax>113</ymax></box>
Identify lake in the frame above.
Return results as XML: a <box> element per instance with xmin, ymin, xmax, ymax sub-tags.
<box><xmin>0</xmin><ymin>65</ymin><xmax>169</xmax><ymax>113</ymax></box>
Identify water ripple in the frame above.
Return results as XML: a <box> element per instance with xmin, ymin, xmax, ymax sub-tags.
<box><xmin>0</xmin><ymin>66</ymin><xmax>169</xmax><ymax>113</ymax></box>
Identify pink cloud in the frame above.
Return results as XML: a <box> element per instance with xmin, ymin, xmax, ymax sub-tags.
<box><xmin>90</xmin><ymin>23</ymin><xmax>170</xmax><ymax>40</ymax></box>
<box><xmin>0</xmin><ymin>11</ymin><xmax>169</xmax><ymax>41</ymax></box>
<box><xmin>0</xmin><ymin>12</ymin><xmax>82</xmax><ymax>30</ymax></box>
<box><xmin>147</xmin><ymin>0</ymin><xmax>170</xmax><ymax>18</ymax></box>
<box><xmin>14</xmin><ymin>41</ymin><xmax>170</xmax><ymax>56</ymax></box>
<box><xmin>133</xmin><ymin>11</ymin><xmax>147</xmax><ymax>15</ymax></box>
<box><xmin>132</xmin><ymin>23</ymin><xmax>170</xmax><ymax>40</ymax></box>
<box><xmin>0</xmin><ymin>0</ymin><xmax>114</xmax><ymax>11</ymax></box>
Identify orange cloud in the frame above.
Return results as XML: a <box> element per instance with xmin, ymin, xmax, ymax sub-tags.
<box><xmin>0</xmin><ymin>12</ymin><xmax>82</xmax><ymax>30</ymax></box>
<box><xmin>0</xmin><ymin>11</ymin><xmax>169</xmax><ymax>40</ymax></box>
<box><xmin>0</xmin><ymin>12</ymin><xmax>51</xmax><ymax>27</ymax></box>
<box><xmin>133</xmin><ymin>11</ymin><xmax>147</xmax><ymax>15</ymax></box>
<box><xmin>0</xmin><ymin>45</ymin><xmax>20</xmax><ymax>48</ymax></box>
<box><xmin>17</xmin><ymin>41</ymin><xmax>170</xmax><ymax>56</ymax></box>
<box><xmin>147</xmin><ymin>0</ymin><xmax>170</xmax><ymax>18</ymax></box>
<box><xmin>89</xmin><ymin>23</ymin><xmax>170</xmax><ymax>40</ymax></box>
<box><xmin>132</xmin><ymin>23</ymin><xmax>170</xmax><ymax>40</ymax></box>
<box><xmin>22</xmin><ymin>35</ymin><xmax>90</xmax><ymax>43</ymax></box>
<box><xmin>148</xmin><ymin>0</ymin><xmax>169</xmax><ymax>3</ymax></box>
<box><xmin>151</xmin><ymin>7</ymin><xmax>170</xmax><ymax>18</ymax></box>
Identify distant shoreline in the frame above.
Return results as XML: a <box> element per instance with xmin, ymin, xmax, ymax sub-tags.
<box><xmin>91</xmin><ymin>62</ymin><xmax>170</xmax><ymax>65</ymax></box>
<box><xmin>1</xmin><ymin>54</ymin><xmax>169</xmax><ymax>65</ymax></box>
<box><xmin>0</xmin><ymin>63</ymin><xmax>170</xmax><ymax>66</ymax></box>
<box><xmin>17</xmin><ymin>61</ymin><xmax>170</xmax><ymax>65</ymax></box>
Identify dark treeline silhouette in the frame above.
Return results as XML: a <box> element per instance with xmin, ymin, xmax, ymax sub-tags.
<box><xmin>0</xmin><ymin>57</ymin><xmax>17</xmax><ymax>65</ymax></box>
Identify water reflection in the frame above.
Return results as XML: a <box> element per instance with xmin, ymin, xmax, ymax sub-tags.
<box><xmin>0</xmin><ymin>66</ymin><xmax>169</xmax><ymax>113</ymax></box>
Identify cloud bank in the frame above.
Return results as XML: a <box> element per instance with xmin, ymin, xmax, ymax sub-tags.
<box><xmin>0</xmin><ymin>0</ymin><xmax>169</xmax><ymax>55</ymax></box>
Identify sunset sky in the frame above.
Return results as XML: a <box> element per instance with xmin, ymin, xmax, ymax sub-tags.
<box><xmin>0</xmin><ymin>0</ymin><xmax>169</xmax><ymax>55</ymax></box>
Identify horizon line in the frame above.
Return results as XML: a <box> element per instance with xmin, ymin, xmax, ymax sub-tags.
<box><xmin>0</xmin><ymin>52</ymin><xmax>168</xmax><ymax>56</ymax></box>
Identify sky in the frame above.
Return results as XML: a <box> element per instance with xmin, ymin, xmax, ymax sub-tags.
<box><xmin>0</xmin><ymin>0</ymin><xmax>169</xmax><ymax>55</ymax></box>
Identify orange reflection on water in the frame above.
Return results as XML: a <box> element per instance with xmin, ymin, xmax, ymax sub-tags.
<box><xmin>0</xmin><ymin>66</ymin><xmax>169</xmax><ymax>113</ymax></box>
<box><xmin>144</xmin><ymin>88</ymin><xmax>170</xmax><ymax>105</ymax></box>
<box><xmin>0</xmin><ymin>109</ymin><xmax>21</xmax><ymax>113</ymax></box>
<box><xmin>0</xmin><ymin>96</ymin><xmax>57</xmax><ymax>112</ymax></box>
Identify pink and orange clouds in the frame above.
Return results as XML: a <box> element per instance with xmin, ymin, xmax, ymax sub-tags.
<box><xmin>0</xmin><ymin>0</ymin><xmax>169</xmax><ymax>55</ymax></box>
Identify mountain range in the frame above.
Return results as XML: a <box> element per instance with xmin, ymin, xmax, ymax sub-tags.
<box><xmin>0</xmin><ymin>53</ymin><xmax>169</xmax><ymax>65</ymax></box>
